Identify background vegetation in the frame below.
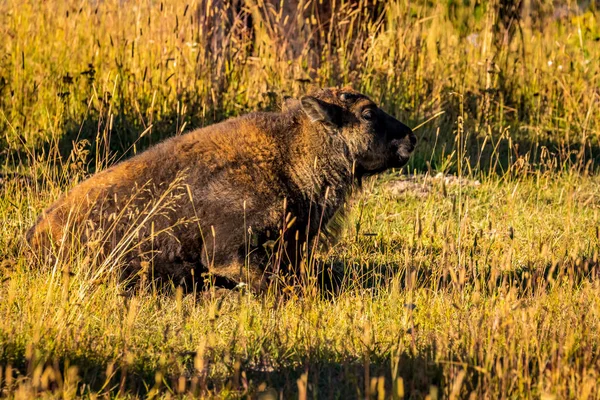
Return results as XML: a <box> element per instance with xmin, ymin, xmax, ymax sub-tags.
<box><xmin>1</xmin><ymin>0</ymin><xmax>600</xmax><ymax>398</ymax></box>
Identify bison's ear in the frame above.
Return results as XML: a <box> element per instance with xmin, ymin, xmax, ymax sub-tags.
<box><xmin>300</xmin><ymin>96</ymin><xmax>340</xmax><ymax>129</ymax></box>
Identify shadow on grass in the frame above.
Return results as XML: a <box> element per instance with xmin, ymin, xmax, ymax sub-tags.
<box><xmin>318</xmin><ymin>250</ymin><xmax>600</xmax><ymax>299</ymax></box>
<box><xmin>242</xmin><ymin>351</ymin><xmax>442</xmax><ymax>399</ymax></box>
<box><xmin>0</xmin><ymin>338</ymin><xmax>443</xmax><ymax>398</ymax></box>
<box><xmin>413</xmin><ymin>116</ymin><xmax>600</xmax><ymax>175</ymax></box>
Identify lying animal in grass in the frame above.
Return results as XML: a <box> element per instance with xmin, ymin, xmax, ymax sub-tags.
<box><xmin>27</xmin><ymin>87</ymin><xmax>416</xmax><ymax>291</ymax></box>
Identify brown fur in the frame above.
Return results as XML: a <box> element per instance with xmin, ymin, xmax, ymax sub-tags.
<box><xmin>27</xmin><ymin>87</ymin><xmax>416</xmax><ymax>290</ymax></box>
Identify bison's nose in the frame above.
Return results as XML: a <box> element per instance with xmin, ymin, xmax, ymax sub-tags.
<box><xmin>407</xmin><ymin>131</ymin><xmax>417</xmax><ymax>152</ymax></box>
<box><xmin>400</xmin><ymin>126</ymin><xmax>416</xmax><ymax>153</ymax></box>
<box><xmin>409</xmin><ymin>132</ymin><xmax>417</xmax><ymax>147</ymax></box>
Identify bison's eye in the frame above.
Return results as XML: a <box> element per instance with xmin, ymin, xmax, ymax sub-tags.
<box><xmin>341</xmin><ymin>93</ymin><xmax>358</xmax><ymax>102</ymax></box>
<box><xmin>362</xmin><ymin>109</ymin><xmax>375</xmax><ymax>121</ymax></box>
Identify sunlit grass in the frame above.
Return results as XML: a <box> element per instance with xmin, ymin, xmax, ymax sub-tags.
<box><xmin>1</xmin><ymin>0</ymin><xmax>600</xmax><ymax>398</ymax></box>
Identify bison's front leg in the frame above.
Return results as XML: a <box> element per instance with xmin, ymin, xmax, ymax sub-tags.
<box><xmin>200</xmin><ymin>228</ymin><xmax>268</xmax><ymax>292</ymax></box>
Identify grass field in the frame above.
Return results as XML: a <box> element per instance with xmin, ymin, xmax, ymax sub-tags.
<box><xmin>1</xmin><ymin>0</ymin><xmax>600</xmax><ymax>398</ymax></box>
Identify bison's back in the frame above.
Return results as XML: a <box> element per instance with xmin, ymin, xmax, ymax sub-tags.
<box><xmin>25</xmin><ymin>115</ymin><xmax>277</xmax><ymax>265</ymax></box>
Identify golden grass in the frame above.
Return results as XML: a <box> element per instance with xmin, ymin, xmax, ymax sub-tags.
<box><xmin>1</xmin><ymin>0</ymin><xmax>600</xmax><ymax>398</ymax></box>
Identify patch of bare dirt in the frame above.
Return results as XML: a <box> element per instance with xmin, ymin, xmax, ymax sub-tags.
<box><xmin>385</xmin><ymin>173</ymin><xmax>481</xmax><ymax>198</ymax></box>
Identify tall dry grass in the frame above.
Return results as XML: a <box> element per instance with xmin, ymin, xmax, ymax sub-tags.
<box><xmin>1</xmin><ymin>0</ymin><xmax>600</xmax><ymax>398</ymax></box>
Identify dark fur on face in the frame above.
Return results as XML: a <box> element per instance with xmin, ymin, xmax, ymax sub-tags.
<box><xmin>27</xmin><ymin>87</ymin><xmax>416</xmax><ymax>291</ymax></box>
<box><xmin>298</xmin><ymin>87</ymin><xmax>416</xmax><ymax>176</ymax></box>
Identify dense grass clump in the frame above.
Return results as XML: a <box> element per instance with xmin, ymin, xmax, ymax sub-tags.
<box><xmin>1</xmin><ymin>0</ymin><xmax>600</xmax><ymax>398</ymax></box>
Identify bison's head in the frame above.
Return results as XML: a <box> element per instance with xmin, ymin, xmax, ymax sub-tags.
<box><xmin>300</xmin><ymin>87</ymin><xmax>416</xmax><ymax>177</ymax></box>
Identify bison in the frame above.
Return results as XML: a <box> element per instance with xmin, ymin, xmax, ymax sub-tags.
<box><xmin>27</xmin><ymin>87</ymin><xmax>416</xmax><ymax>291</ymax></box>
